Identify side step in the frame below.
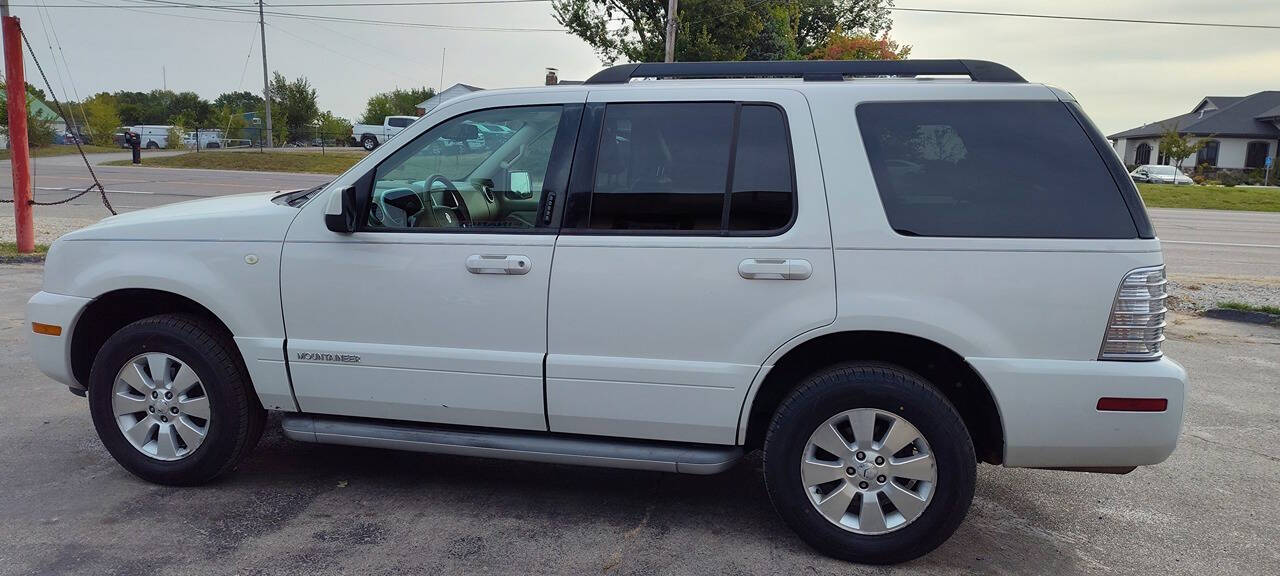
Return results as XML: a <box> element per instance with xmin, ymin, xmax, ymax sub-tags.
<box><xmin>281</xmin><ymin>415</ymin><xmax>744</xmax><ymax>475</ymax></box>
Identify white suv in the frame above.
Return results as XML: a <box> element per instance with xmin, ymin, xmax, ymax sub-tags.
<box><xmin>26</xmin><ymin>60</ymin><xmax>1186</xmax><ymax>564</ymax></box>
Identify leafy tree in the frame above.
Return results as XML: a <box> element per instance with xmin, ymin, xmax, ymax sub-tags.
<box><xmin>360</xmin><ymin>87</ymin><xmax>434</xmax><ymax>125</ymax></box>
<box><xmin>806</xmin><ymin>28</ymin><xmax>910</xmax><ymax>60</ymax></box>
<box><xmin>166</xmin><ymin>124</ymin><xmax>187</xmax><ymax>150</ymax></box>
<box><xmin>82</xmin><ymin>93</ymin><xmax>122</xmax><ymax>146</ymax></box>
<box><xmin>210</xmin><ymin>105</ymin><xmax>248</xmax><ymax>140</ymax></box>
<box><xmin>0</xmin><ymin>82</ymin><xmax>58</xmax><ymax>147</ymax></box>
<box><xmin>270</xmin><ymin>71</ymin><xmax>319</xmax><ymax>143</ymax></box>
<box><xmin>552</xmin><ymin>0</ymin><xmax>897</xmax><ymax>64</ymax></box>
<box><xmin>166</xmin><ymin>91</ymin><xmax>212</xmax><ymax>126</ymax></box>
<box><xmin>318</xmin><ymin>111</ymin><xmax>353</xmax><ymax>146</ymax></box>
<box><xmin>1158</xmin><ymin>125</ymin><xmax>1207</xmax><ymax>181</ymax></box>
<box><xmin>213</xmin><ymin>91</ymin><xmax>264</xmax><ymax>114</ymax></box>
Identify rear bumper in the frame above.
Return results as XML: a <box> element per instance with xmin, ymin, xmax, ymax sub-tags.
<box><xmin>969</xmin><ymin>356</ymin><xmax>1187</xmax><ymax>469</ymax></box>
<box><xmin>26</xmin><ymin>291</ymin><xmax>93</xmax><ymax>391</ymax></box>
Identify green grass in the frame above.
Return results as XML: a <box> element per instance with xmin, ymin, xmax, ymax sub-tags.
<box><xmin>1138</xmin><ymin>183</ymin><xmax>1280</xmax><ymax>212</ymax></box>
<box><xmin>103</xmin><ymin>150</ymin><xmax>366</xmax><ymax>174</ymax></box>
<box><xmin>1216</xmin><ymin>301</ymin><xmax>1280</xmax><ymax>315</ymax></box>
<box><xmin>0</xmin><ymin>145</ymin><xmax>121</xmax><ymax>160</ymax></box>
<box><xmin>0</xmin><ymin>242</ymin><xmax>49</xmax><ymax>257</ymax></box>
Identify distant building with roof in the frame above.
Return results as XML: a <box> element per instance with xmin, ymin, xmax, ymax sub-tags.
<box><xmin>415</xmin><ymin>83</ymin><xmax>484</xmax><ymax>116</ymax></box>
<box><xmin>1108</xmin><ymin>91</ymin><xmax>1280</xmax><ymax>171</ymax></box>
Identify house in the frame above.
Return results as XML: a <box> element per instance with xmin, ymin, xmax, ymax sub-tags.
<box><xmin>0</xmin><ymin>91</ymin><xmax>67</xmax><ymax>144</ymax></box>
<box><xmin>415</xmin><ymin>83</ymin><xmax>484</xmax><ymax>116</ymax></box>
<box><xmin>1109</xmin><ymin>91</ymin><xmax>1280</xmax><ymax>171</ymax></box>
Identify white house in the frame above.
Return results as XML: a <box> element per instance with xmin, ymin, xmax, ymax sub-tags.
<box><xmin>415</xmin><ymin>83</ymin><xmax>483</xmax><ymax>116</ymax></box>
<box><xmin>1109</xmin><ymin>91</ymin><xmax>1280</xmax><ymax>171</ymax></box>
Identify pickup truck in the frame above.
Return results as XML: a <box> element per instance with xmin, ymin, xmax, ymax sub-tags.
<box><xmin>352</xmin><ymin>115</ymin><xmax>417</xmax><ymax>150</ymax></box>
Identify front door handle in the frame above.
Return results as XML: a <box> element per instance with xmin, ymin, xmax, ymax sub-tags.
<box><xmin>466</xmin><ymin>254</ymin><xmax>531</xmax><ymax>275</ymax></box>
<box><xmin>738</xmin><ymin>258</ymin><xmax>812</xmax><ymax>280</ymax></box>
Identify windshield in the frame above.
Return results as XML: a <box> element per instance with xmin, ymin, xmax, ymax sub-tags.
<box><xmin>1144</xmin><ymin>166</ymin><xmax>1176</xmax><ymax>176</ymax></box>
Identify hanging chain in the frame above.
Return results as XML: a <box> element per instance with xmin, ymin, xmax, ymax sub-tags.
<box><xmin>0</xmin><ymin>28</ymin><xmax>115</xmax><ymax>215</ymax></box>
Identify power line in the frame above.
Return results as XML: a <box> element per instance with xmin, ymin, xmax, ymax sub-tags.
<box><xmin>891</xmin><ymin>6</ymin><xmax>1280</xmax><ymax>31</ymax></box>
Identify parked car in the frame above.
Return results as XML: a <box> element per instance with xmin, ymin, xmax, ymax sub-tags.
<box><xmin>130</xmin><ymin>125</ymin><xmax>172</xmax><ymax>149</ymax></box>
<box><xmin>181</xmin><ymin>130</ymin><xmax>224</xmax><ymax>150</ymax></box>
<box><xmin>352</xmin><ymin>115</ymin><xmax>417</xmax><ymax>151</ymax></box>
<box><xmin>26</xmin><ymin>60</ymin><xmax>1185</xmax><ymax>565</ymax></box>
<box><xmin>1130</xmin><ymin>164</ymin><xmax>1194</xmax><ymax>185</ymax></box>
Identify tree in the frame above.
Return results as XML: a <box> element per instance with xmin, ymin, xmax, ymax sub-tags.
<box><xmin>213</xmin><ymin>91</ymin><xmax>264</xmax><ymax>114</ymax></box>
<box><xmin>270</xmin><ymin>71</ymin><xmax>319</xmax><ymax>143</ymax></box>
<box><xmin>0</xmin><ymin>82</ymin><xmax>57</xmax><ymax>147</ymax></box>
<box><xmin>210</xmin><ymin>105</ymin><xmax>248</xmax><ymax>140</ymax></box>
<box><xmin>552</xmin><ymin>0</ymin><xmax>898</xmax><ymax>64</ymax></box>
<box><xmin>1158</xmin><ymin>125</ymin><xmax>1207</xmax><ymax>182</ymax></box>
<box><xmin>317</xmin><ymin>111</ymin><xmax>353</xmax><ymax>146</ymax></box>
<box><xmin>82</xmin><ymin>93</ymin><xmax>122</xmax><ymax>146</ymax></box>
<box><xmin>806</xmin><ymin>28</ymin><xmax>910</xmax><ymax>60</ymax></box>
<box><xmin>360</xmin><ymin>87</ymin><xmax>434</xmax><ymax>125</ymax></box>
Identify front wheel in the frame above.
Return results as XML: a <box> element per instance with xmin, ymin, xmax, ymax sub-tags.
<box><xmin>88</xmin><ymin>314</ymin><xmax>265</xmax><ymax>485</ymax></box>
<box><xmin>763</xmin><ymin>363</ymin><xmax>976</xmax><ymax>564</ymax></box>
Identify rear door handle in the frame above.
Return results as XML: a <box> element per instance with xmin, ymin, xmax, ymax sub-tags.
<box><xmin>466</xmin><ymin>254</ymin><xmax>531</xmax><ymax>275</ymax></box>
<box><xmin>738</xmin><ymin>258</ymin><xmax>812</xmax><ymax>280</ymax></box>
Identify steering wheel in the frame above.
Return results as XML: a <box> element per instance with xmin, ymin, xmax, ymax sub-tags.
<box><xmin>425</xmin><ymin>174</ymin><xmax>471</xmax><ymax>226</ymax></box>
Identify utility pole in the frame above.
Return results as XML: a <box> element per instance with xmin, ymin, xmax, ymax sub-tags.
<box><xmin>1</xmin><ymin>0</ymin><xmax>34</xmax><ymax>253</ymax></box>
<box><xmin>664</xmin><ymin>0</ymin><xmax>678</xmax><ymax>63</ymax></box>
<box><xmin>258</xmin><ymin>0</ymin><xmax>272</xmax><ymax>148</ymax></box>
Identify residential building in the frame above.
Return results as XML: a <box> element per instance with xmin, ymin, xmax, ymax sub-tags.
<box><xmin>1108</xmin><ymin>91</ymin><xmax>1280</xmax><ymax>171</ymax></box>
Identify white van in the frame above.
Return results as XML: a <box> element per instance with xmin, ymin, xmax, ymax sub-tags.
<box><xmin>131</xmin><ymin>125</ymin><xmax>172</xmax><ymax>149</ymax></box>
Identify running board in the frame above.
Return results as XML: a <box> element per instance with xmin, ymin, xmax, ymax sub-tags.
<box><xmin>281</xmin><ymin>415</ymin><xmax>744</xmax><ymax>475</ymax></box>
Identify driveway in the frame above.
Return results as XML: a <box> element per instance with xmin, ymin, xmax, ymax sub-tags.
<box><xmin>0</xmin><ymin>263</ymin><xmax>1276</xmax><ymax>575</ymax></box>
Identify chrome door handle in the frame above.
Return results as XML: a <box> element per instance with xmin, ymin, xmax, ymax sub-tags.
<box><xmin>466</xmin><ymin>254</ymin><xmax>531</xmax><ymax>275</ymax></box>
<box><xmin>738</xmin><ymin>258</ymin><xmax>812</xmax><ymax>280</ymax></box>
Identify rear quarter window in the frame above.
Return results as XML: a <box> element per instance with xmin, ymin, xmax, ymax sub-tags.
<box><xmin>856</xmin><ymin>101</ymin><xmax>1139</xmax><ymax>239</ymax></box>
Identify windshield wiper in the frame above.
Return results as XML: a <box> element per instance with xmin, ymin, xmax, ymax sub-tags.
<box><xmin>284</xmin><ymin>182</ymin><xmax>330</xmax><ymax>207</ymax></box>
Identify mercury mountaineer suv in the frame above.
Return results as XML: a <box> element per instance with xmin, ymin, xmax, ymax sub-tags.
<box><xmin>26</xmin><ymin>60</ymin><xmax>1186</xmax><ymax>564</ymax></box>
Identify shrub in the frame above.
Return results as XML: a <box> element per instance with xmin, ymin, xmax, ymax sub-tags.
<box><xmin>166</xmin><ymin>125</ymin><xmax>186</xmax><ymax>150</ymax></box>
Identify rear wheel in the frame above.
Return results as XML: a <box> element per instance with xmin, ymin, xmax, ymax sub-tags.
<box><xmin>763</xmin><ymin>363</ymin><xmax>975</xmax><ymax>564</ymax></box>
<box><xmin>361</xmin><ymin>134</ymin><xmax>378</xmax><ymax>151</ymax></box>
<box><xmin>88</xmin><ymin>314</ymin><xmax>265</xmax><ymax>485</ymax></box>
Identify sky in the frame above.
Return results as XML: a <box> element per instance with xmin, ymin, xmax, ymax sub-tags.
<box><xmin>8</xmin><ymin>0</ymin><xmax>1280</xmax><ymax>134</ymax></box>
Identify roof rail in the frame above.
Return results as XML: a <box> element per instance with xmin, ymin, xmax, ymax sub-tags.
<box><xmin>584</xmin><ymin>59</ymin><xmax>1026</xmax><ymax>84</ymax></box>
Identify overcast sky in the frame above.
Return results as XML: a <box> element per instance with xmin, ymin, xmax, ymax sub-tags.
<box><xmin>11</xmin><ymin>0</ymin><xmax>1280</xmax><ymax>134</ymax></box>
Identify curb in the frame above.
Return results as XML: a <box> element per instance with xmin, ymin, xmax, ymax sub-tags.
<box><xmin>1203</xmin><ymin>308</ymin><xmax>1280</xmax><ymax>326</ymax></box>
<box><xmin>0</xmin><ymin>254</ymin><xmax>46</xmax><ymax>264</ymax></box>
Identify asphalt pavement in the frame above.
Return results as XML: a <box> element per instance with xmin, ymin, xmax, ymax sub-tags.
<box><xmin>0</xmin><ymin>263</ymin><xmax>1276</xmax><ymax>575</ymax></box>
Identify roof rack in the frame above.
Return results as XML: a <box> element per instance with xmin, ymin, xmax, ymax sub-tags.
<box><xmin>584</xmin><ymin>59</ymin><xmax>1026</xmax><ymax>84</ymax></box>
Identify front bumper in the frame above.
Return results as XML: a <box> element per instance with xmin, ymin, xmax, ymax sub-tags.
<box><xmin>969</xmin><ymin>356</ymin><xmax>1187</xmax><ymax>469</ymax></box>
<box><xmin>26</xmin><ymin>291</ymin><xmax>93</xmax><ymax>391</ymax></box>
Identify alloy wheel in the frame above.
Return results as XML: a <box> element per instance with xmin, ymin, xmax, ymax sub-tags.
<box><xmin>110</xmin><ymin>352</ymin><xmax>211</xmax><ymax>461</ymax></box>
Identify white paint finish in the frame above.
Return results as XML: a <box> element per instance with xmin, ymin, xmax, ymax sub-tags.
<box><xmin>970</xmin><ymin>356</ymin><xmax>1186</xmax><ymax>468</ymax></box>
<box><xmin>56</xmin><ymin>190</ymin><xmax>301</xmax><ymax>243</ymax></box>
<box><xmin>233</xmin><ymin>337</ymin><xmax>295</xmax><ymax>412</ymax></box>
<box><xmin>25</xmin><ymin>291</ymin><xmax>93</xmax><ymax>388</ymax></box>
<box><xmin>545</xmin><ymin>88</ymin><xmax>835</xmax><ymax>444</ymax></box>
<box><xmin>282</xmin><ymin>85</ymin><xmax>587</xmax><ymax>429</ymax></box>
<box><xmin>279</xmin><ymin>235</ymin><xmax>555</xmax><ymax>428</ymax></box>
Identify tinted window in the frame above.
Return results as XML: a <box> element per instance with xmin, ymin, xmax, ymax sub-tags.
<box><xmin>730</xmin><ymin>105</ymin><xmax>794</xmax><ymax>231</ymax></box>
<box><xmin>388</xmin><ymin>117</ymin><xmax>413</xmax><ymax>128</ymax></box>
<box><xmin>857</xmin><ymin>101</ymin><xmax>1138</xmax><ymax>238</ymax></box>
<box><xmin>589</xmin><ymin>103</ymin><xmax>734</xmax><ymax>231</ymax></box>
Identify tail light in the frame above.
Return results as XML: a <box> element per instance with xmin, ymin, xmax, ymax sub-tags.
<box><xmin>1099</xmin><ymin>266</ymin><xmax>1167</xmax><ymax>361</ymax></box>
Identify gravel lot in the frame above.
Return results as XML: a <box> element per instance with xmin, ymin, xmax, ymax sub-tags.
<box><xmin>1</xmin><ymin>262</ymin><xmax>1278</xmax><ymax>575</ymax></box>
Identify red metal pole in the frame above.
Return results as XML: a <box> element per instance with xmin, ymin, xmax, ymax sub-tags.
<box><xmin>3</xmin><ymin>14</ymin><xmax>33</xmax><ymax>253</ymax></box>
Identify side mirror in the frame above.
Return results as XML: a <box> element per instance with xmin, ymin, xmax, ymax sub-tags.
<box><xmin>326</xmin><ymin>185</ymin><xmax>361</xmax><ymax>233</ymax></box>
<box><xmin>507</xmin><ymin>171</ymin><xmax>533</xmax><ymax>200</ymax></box>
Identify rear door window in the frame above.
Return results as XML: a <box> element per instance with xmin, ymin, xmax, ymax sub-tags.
<box><xmin>856</xmin><ymin>101</ymin><xmax>1138</xmax><ymax>238</ymax></box>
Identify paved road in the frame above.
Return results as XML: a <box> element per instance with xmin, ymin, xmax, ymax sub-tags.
<box><xmin>0</xmin><ymin>263</ymin><xmax>1276</xmax><ymax>575</ymax></box>
<box><xmin>1</xmin><ymin>155</ymin><xmax>1278</xmax><ymax>277</ymax></box>
<box><xmin>0</xmin><ymin>152</ymin><xmax>332</xmax><ymax>218</ymax></box>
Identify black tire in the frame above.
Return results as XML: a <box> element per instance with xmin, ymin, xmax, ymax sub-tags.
<box><xmin>763</xmin><ymin>362</ymin><xmax>976</xmax><ymax>565</ymax></box>
<box><xmin>88</xmin><ymin>313</ymin><xmax>265</xmax><ymax>486</ymax></box>
<box><xmin>361</xmin><ymin>134</ymin><xmax>378</xmax><ymax>151</ymax></box>
<box><xmin>145</xmin><ymin>141</ymin><xmax>159</xmax><ymax>149</ymax></box>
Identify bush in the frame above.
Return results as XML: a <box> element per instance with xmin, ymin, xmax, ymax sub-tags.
<box><xmin>166</xmin><ymin>125</ymin><xmax>185</xmax><ymax>150</ymax></box>
<box><xmin>1217</xmin><ymin>171</ymin><xmax>1241</xmax><ymax>187</ymax></box>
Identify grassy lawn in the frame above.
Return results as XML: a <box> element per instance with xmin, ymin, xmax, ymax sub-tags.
<box><xmin>1138</xmin><ymin>183</ymin><xmax>1280</xmax><ymax>212</ymax></box>
<box><xmin>103</xmin><ymin>150</ymin><xmax>366</xmax><ymax>174</ymax></box>
<box><xmin>0</xmin><ymin>242</ymin><xmax>49</xmax><ymax>257</ymax></box>
<box><xmin>1217</xmin><ymin>301</ymin><xmax>1280</xmax><ymax>315</ymax></box>
<box><xmin>0</xmin><ymin>145</ymin><xmax>121</xmax><ymax>160</ymax></box>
